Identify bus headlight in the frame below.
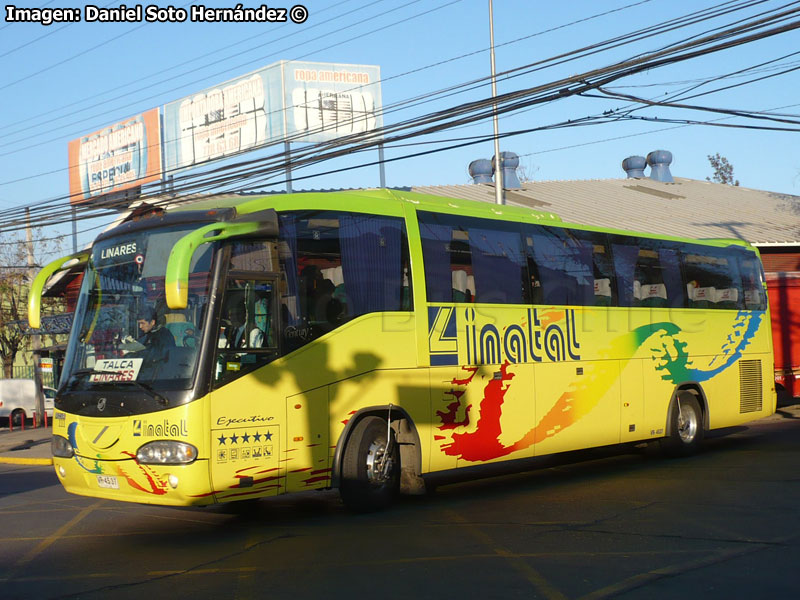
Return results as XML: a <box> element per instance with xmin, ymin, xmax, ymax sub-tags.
<box><xmin>51</xmin><ymin>435</ymin><xmax>74</xmax><ymax>458</ymax></box>
<box><xmin>136</xmin><ymin>441</ymin><xmax>197</xmax><ymax>465</ymax></box>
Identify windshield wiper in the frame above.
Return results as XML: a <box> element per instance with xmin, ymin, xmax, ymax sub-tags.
<box><xmin>117</xmin><ymin>379</ymin><xmax>169</xmax><ymax>406</ymax></box>
<box><xmin>65</xmin><ymin>368</ymin><xmax>97</xmax><ymax>390</ymax></box>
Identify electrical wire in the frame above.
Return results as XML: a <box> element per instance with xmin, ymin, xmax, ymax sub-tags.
<box><xmin>0</xmin><ymin>0</ymin><xmax>683</xmax><ymax>185</ymax></box>
<box><xmin>1</xmin><ymin>1</ymin><xmax>799</xmax><ymax>233</ymax></box>
<box><xmin>0</xmin><ymin>0</ymin><xmax>438</xmax><ymax>149</ymax></box>
<box><xmin>0</xmin><ymin>0</ymin><xmax>772</xmax><ymax>155</ymax></box>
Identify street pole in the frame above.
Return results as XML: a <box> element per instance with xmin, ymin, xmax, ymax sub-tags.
<box><xmin>378</xmin><ymin>143</ymin><xmax>386</xmax><ymax>188</ymax></box>
<box><xmin>25</xmin><ymin>208</ymin><xmax>45</xmax><ymax>427</ymax></box>
<box><xmin>71</xmin><ymin>206</ymin><xmax>78</xmax><ymax>254</ymax></box>
<box><xmin>489</xmin><ymin>0</ymin><xmax>504</xmax><ymax>205</ymax></box>
<box><xmin>284</xmin><ymin>141</ymin><xmax>293</xmax><ymax>194</ymax></box>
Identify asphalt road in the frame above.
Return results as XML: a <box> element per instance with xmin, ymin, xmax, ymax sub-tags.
<box><xmin>1</xmin><ymin>403</ymin><xmax>799</xmax><ymax>600</ymax></box>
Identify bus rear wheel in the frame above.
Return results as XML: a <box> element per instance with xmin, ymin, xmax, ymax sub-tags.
<box><xmin>660</xmin><ymin>391</ymin><xmax>703</xmax><ymax>457</ymax></box>
<box><xmin>340</xmin><ymin>416</ymin><xmax>399</xmax><ymax>512</ymax></box>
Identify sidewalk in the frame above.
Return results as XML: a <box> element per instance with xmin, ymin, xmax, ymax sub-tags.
<box><xmin>0</xmin><ymin>424</ymin><xmax>53</xmax><ymax>466</ymax></box>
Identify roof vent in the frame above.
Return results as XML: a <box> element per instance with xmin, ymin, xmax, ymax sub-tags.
<box><xmin>647</xmin><ymin>149</ymin><xmax>674</xmax><ymax>183</ymax></box>
<box><xmin>622</xmin><ymin>155</ymin><xmax>646</xmax><ymax>178</ymax></box>
<box><xmin>469</xmin><ymin>159</ymin><xmax>494</xmax><ymax>184</ymax></box>
<box><xmin>493</xmin><ymin>151</ymin><xmax>521</xmax><ymax>189</ymax></box>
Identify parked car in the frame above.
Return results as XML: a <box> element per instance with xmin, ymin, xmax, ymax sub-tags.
<box><xmin>0</xmin><ymin>379</ymin><xmax>55</xmax><ymax>428</ymax></box>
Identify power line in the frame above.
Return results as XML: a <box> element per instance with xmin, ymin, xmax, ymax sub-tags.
<box><xmin>0</xmin><ymin>0</ymin><xmax>372</xmax><ymax>135</ymax></box>
<box><xmin>0</xmin><ymin>0</ymin><xmax>432</xmax><ymax>149</ymax></box>
<box><xmin>0</xmin><ymin>0</ymin><xmax>119</xmax><ymax>59</ymax></box>
<box><xmin>0</xmin><ymin>0</ymin><xmax>668</xmax><ymax>187</ymax></box>
<box><xmin>1</xmin><ymin>1</ymin><xmax>798</xmax><ymax>231</ymax></box>
<box><xmin>0</xmin><ymin>0</ymin><xmax>765</xmax><ymax>155</ymax></box>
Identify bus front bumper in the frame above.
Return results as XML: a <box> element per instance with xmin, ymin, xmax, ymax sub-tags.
<box><xmin>53</xmin><ymin>455</ymin><xmax>216</xmax><ymax>506</ymax></box>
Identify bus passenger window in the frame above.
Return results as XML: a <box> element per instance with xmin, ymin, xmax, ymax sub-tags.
<box><xmin>682</xmin><ymin>246</ymin><xmax>745</xmax><ymax>310</ymax></box>
<box><xmin>591</xmin><ymin>243</ymin><xmax>614</xmax><ymax>306</ymax></box>
<box><xmin>278</xmin><ymin>211</ymin><xmax>411</xmax><ymax>354</ymax></box>
<box><xmin>611</xmin><ymin>237</ymin><xmax>684</xmax><ymax>308</ymax></box>
<box><xmin>419</xmin><ymin>212</ymin><xmax>527</xmax><ymax>305</ymax></box>
<box><xmin>634</xmin><ymin>249</ymin><xmax>668</xmax><ymax>308</ymax></box>
<box><xmin>738</xmin><ymin>254</ymin><xmax>767</xmax><ymax>310</ymax></box>
<box><xmin>525</xmin><ymin>226</ymin><xmax>594</xmax><ymax>307</ymax></box>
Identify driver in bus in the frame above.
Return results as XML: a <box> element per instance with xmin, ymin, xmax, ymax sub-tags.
<box><xmin>136</xmin><ymin>305</ymin><xmax>175</xmax><ymax>364</ymax></box>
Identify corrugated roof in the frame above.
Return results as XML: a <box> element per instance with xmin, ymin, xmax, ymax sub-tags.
<box><xmin>411</xmin><ymin>177</ymin><xmax>800</xmax><ymax>246</ymax></box>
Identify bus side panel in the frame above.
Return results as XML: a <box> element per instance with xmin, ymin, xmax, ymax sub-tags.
<box><xmin>209</xmin><ymin>377</ymin><xmax>284</xmax><ymax>502</ymax></box>
<box><xmin>208</xmin><ymin>312</ymin><xmax>418</xmax><ymax>501</ymax></box>
<box><xmin>286</xmin><ymin>387</ymin><xmax>330</xmax><ymax>493</ymax></box>
<box><xmin>619</xmin><ymin>358</ymin><xmax>645</xmax><ymax>443</ymax></box>
<box><xmin>637</xmin><ymin>309</ymin><xmax>775</xmax><ymax>433</ymax></box>
<box><xmin>703</xmin><ymin>351</ymin><xmax>775</xmax><ymax>429</ymax></box>
<box><xmin>534</xmin><ymin>359</ymin><xmax>621</xmax><ymax>457</ymax></box>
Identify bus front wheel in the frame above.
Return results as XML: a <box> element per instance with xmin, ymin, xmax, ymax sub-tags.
<box><xmin>660</xmin><ymin>391</ymin><xmax>703</xmax><ymax>457</ymax></box>
<box><xmin>340</xmin><ymin>416</ymin><xmax>400</xmax><ymax>512</ymax></box>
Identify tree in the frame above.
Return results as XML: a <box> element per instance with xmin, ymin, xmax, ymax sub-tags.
<box><xmin>706</xmin><ymin>153</ymin><xmax>740</xmax><ymax>186</ymax></box>
<box><xmin>0</xmin><ymin>225</ymin><xmax>64</xmax><ymax>378</ymax></box>
<box><xmin>516</xmin><ymin>159</ymin><xmax>539</xmax><ymax>184</ymax></box>
<box><xmin>0</xmin><ymin>268</ymin><xmax>28</xmax><ymax>378</ymax></box>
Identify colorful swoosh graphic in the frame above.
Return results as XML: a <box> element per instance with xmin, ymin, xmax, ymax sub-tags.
<box><xmin>68</xmin><ymin>420</ymin><xmax>170</xmax><ymax>494</ymax></box>
<box><xmin>437</xmin><ymin>311</ymin><xmax>763</xmax><ymax>462</ymax></box>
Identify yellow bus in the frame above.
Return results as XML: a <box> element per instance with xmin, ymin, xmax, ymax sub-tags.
<box><xmin>30</xmin><ymin>189</ymin><xmax>775</xmax><ymax>510</ymax></box>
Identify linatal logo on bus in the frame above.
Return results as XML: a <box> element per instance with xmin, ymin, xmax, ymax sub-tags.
<box><xmin>428</xmin><ymin>306</ymin><xmax>581</xmax><ymax>366</ymax></box>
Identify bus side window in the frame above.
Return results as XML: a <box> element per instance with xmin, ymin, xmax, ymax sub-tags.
<box><xmin>279</xmin><ymin>211</ymin><xmax>411</xmax><ymax>354</ymax></box>
<box><xmin>526</xmin><ymin>226</ymin><xmax>594</xmax><ymax>307</ymax></box>
<box><xmin>419</xmin><ymin>212</ymin><xmax>528</xmax><ymax>305</ymax></box>
<box><xmin>611</xmin><ymin>237</ymin><xmax>684</xmax><ymax>308</ymax></box>
<box><xmin>682</xmin><ymin>245</ymin><xmax>745</xmax><ymax>310</ymax></box>
<box><xmin>739</xmin><ymin>254</ymin><xmax>767</xmax><ymax>310</ymax></box>
<box><xmin>419</xmin><ymin>216</ymin><xmax>474</xmax><ymax>303</ymax></box>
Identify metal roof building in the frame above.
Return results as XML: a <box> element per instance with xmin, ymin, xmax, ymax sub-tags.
<box><xmin>411</xmin><ymin>176</ymin><xmax>800</xmax><ymax>248</ymax></box>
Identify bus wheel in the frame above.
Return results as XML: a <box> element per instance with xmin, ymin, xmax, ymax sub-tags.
<box><xmin>10</xmin><ymin>409</ymin><xmax>25</xmax><ymax>429</ymax></box>
<box><xmin>660</xmin><ymin>392</ymin><xmax>703</xmax><ymax>457</ymax></box>
<box><xmin>340</xmin><ymin>416</ymin><xmax>399</xmax><ymax>512</ymax></box>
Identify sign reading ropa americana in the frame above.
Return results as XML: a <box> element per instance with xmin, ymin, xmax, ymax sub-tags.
<box><xmin>162</xmin><ymin>60</ymin><xmax>382</xmax><ymax>173</ymax></box>
<box><xmin>68</xmin><ymin>109</ymin><xmax>162</xmax><ymax>204</ymax></box>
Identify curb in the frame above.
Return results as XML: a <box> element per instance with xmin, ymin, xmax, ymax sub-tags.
<box><xmin>0</xmin><ymin>457</ymin><xmax>53</xmax><ymax>466</ymax></box>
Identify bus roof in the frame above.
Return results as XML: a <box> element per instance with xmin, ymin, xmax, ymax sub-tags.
<box><xmin>157</xmin><ymin>188</ymin><xmax>757</xmax><ymax>252</ymax></box>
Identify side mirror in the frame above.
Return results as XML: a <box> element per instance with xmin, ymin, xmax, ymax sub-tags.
<box><xmin>28</xmin><ymin>252</ymin><xmax>90</xmax><ymax>329</ymax></box>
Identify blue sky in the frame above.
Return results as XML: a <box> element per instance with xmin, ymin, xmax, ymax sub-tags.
<box><xmin>2</xmin><ymin>0</ymin><xmax>799</xmax><ymax>250</ymax></box>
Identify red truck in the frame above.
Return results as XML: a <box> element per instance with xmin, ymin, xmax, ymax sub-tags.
<box><xmin>767</xmin><ymin>273</ymin><xmax>800</xmax><ymax>401</ymax></box>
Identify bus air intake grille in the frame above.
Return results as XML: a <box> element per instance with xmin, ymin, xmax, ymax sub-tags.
<box><xmin>739</xmin><ymin>360</ymin><xmax>763</xmax><ymax>413</ymax></box>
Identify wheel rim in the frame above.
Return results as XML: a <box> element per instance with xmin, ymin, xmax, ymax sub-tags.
<box><xmin>677</xmin><ymin>405</ymin><xmax>698</xmax><ymax>443</ymax></box>
<box><xmin>365</xmin><ymin>439</ymin><xmax>394</xmax><ymax>486</ymax></box>
<box><xmin>11</xmin><ymin>411</ymin><xmax>23</xmax><ymax>427</ymax></box>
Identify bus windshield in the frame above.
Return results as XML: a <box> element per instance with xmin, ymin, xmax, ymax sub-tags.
<box><xmin>61</xmin><ymin>224</ymin><xmax>216</xmax><ymax>396</ymax></box>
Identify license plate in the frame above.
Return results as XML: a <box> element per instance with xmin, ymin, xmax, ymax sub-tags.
<box><xmin>96</xmin><ymin>475</ymin><xmax>119</xmax><ymax>489</ymax></box>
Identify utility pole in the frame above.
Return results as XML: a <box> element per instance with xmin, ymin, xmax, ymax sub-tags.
<box><xmin>25</xmin><ymin>208</ymin><xmax>45</xmax><ymax>427</ymax></box>
<box><xmin>489</xmin><ymin>0</ymin><xmax>504</xmax><ymax>205</ymax></box>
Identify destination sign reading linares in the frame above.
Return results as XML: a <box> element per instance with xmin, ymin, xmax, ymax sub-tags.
<box><xmin>4</xmin><ymin>4</ymin><xmax>310</xmax><ymax>26</ymax></box>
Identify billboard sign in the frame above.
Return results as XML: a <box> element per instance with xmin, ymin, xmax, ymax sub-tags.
<box><xmin>68</xmin><ymin>109</ymin><xmax>162</xmax><ymax>204</ymax></box>
<box><xmin>162</xmin><ymin>61</ymin><xmax>382</xmax><ymax>173</ymax></box>
<box><xmin>285</xmin><ymin>61</ymin><xmax>382</xmax><ymax>143</ymax></box>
